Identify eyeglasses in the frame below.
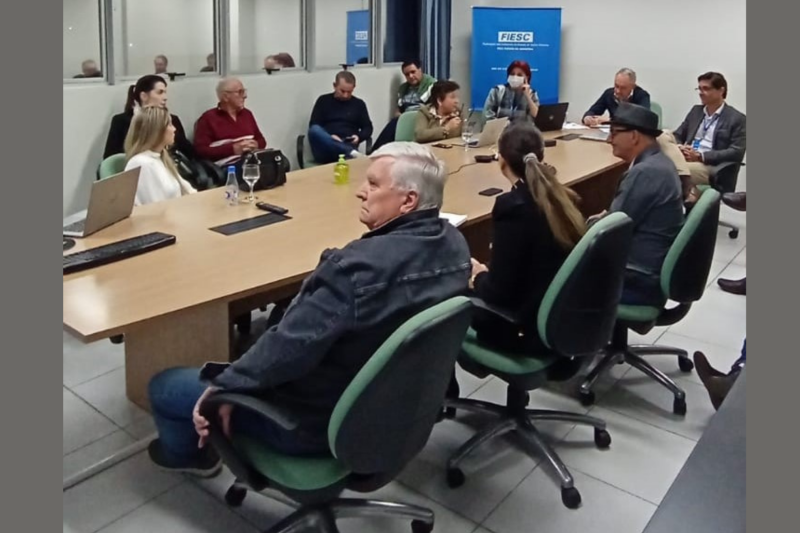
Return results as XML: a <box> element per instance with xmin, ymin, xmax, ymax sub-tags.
<box><xmin>225</xmin><ymin>89</ymin><xmax>248</xmax><ymax>96</ymax></box>
<box><xmin>694</xmin><ymin>86</ymin><xmax>716</xmax><ymax>93</ymax></box>
<box><xmin>608</xmin><ymin>127</ymin><xmax>632</xmax><ymax>137</ymax></box>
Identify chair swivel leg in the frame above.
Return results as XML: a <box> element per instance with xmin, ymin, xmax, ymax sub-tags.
<box><xmin>629</xmin><ymin>344</ymin><xmax>694</xmax><ymax>372</ymax></box>
<box><xmin>446</xmin><ymin>418</ymin><xmax>517</xmax><ymax>486</ymax></box>
<box><xmin>625</xmin><ymin>352</ymin><xmax>687</xmax><ymax>415</ymax></box>
<box><xmin>515</xmin><ymin>418</ymin><xmax>582</xmax><ymax>509</ymax></box>
<box><xmin>578</xmin><ymin>351</ymin><xmax>622</xmax><ymax>405</ymax></box>
<box><xmin>330</xmin><ymin>499</ymin><xmax>434</xmax><ymax>533</ymax></box>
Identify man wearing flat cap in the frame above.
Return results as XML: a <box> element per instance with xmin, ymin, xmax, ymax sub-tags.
<box><xmin>591</xmin><ymin>102</ymin><xmax>684</xmax><ymax>307</ymax></box>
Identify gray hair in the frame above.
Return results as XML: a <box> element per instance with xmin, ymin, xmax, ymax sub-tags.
<box><xmin>216</xmin><ymin>77</ymin><xmax>241</xmax><ymax>98</ymax></box>
<box><xmin>369</xmin><ymin>142</ymin><xmax>447</xmax><ymax>210</ymax></box>
<box><xmin>616</xmin><ymin>68</ymin><xmax>637</xmax><ymax>83</ymax></box>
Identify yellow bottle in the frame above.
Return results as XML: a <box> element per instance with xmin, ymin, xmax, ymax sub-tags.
<box><xmin>334</xmin><ymin>154</ymin><xmax>349</xmax><ymax>185</ymax></box>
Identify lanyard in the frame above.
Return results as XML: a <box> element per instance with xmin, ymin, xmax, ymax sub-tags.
<box><xmin>693</xmin><ymin>113</ymin><xmax>720</xmax><ymax>150</ymax></box>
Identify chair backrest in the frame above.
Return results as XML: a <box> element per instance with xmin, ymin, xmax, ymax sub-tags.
<box><xmin>537</xmin><ymin>212</ymin><xmax>633</xmax><ymax>356</ymax></box>
<box><xmin>328</xmin><ymin>296</ymin><xmax>473</xmax><ymax>474</ymax></box>
<box><xmin>395</xmin><ymin>110</ymin><xmax>419</xmax><ymax>142</ymax></box>
<box><xmin>651</xmin><ymin>101</ymin><xmax>663</xmax><ymax>129</ymax></box>
<box><xmin>661</xmin><ymin>188</ymin><xmax>721</xmax><ymax>302</ymax></box>
<box><xmin>99</xmin><ymin>154</ymin><xmax>127</xmax><ymax>180</ymax></box>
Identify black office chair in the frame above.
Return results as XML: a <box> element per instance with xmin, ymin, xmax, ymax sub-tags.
<box><xmin>202</xmin><ymin>296</ymin><xmax>473</xmax><ymax>533</ymax></box>
<box><xmin>579</xmin><ymin>188</ymin><xmax>722</xmax><ymax>414</ymax></box>
<box><xmin>296</xmin><ymin>133</ymin><xmax>373</xmax><ymax>170</ymax></box>
<box><xmin>444</xmin><ymin>213</ymin><xmax>634</xmax><ymax>509</ymax></box>
<box><xmin>705</xmin><ymin>161</ymin><xmax>745</xmax><ymax>238</ymax></box>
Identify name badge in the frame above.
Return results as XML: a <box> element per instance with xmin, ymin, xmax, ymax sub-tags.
<box><xmin>692</xmin><ymin>139</ymin><xmax>701</xmax><ymax>151</ymax></box>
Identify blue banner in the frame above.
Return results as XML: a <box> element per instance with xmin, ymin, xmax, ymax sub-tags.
<box><xmin>346</xmin><ymin>10</ymin><xmax>370</xmax><ymax>65</ymax></box>
<box><xmin>471</xmin><ymin>7</ymin><xmax>561</xmax><ymax>109</ymax></box>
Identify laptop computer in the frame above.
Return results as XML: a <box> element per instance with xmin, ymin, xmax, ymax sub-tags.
<box><xmin>472</xmin><ymin>117</ymin><xmax>510</xmax><ymax>148</ymax></box>
<box><xmin>534</xmin><ymin>102</ymin><xmax>569</xmax><ymax>132</ymax></box>
<box><xmin>63</xmin><ymin>167</ymin><xmax>141</xmax><ymax>238</ymax></box>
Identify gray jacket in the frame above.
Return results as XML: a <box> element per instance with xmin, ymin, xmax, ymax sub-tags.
<box><xmin>609</xmin><ymin>145</ymin><xmax>684</xmax><ymax>284</ymax></box>
<box><xmin>211</xmin><ymin>208</ymin><xmax>471</xmax><ymax>448</ymax></box>
<box><xmin>673</xmin><ymin>104</ymin><xmax>746</xmax><ymax>167</ymax></box>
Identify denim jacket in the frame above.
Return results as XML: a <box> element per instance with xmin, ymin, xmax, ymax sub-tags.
<box><xmin>212</xmin><ymin>208</ymin><xmax>471</xmax><ymax>446</ymax></box>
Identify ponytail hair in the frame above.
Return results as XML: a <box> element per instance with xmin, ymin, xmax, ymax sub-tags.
<box><xmin>124</xmin><ymin>74</ymin><xmax>168</xmax><ymax>113</ymax></box>
<box><xmin>497</xmin><ymin>122</ymin><xmax>586</xmax><ymax>249</ymax></box>
<box><xmin>522</xmin><ymin>153</ymin><xmax>586</xmax><ymax>249</ymax></box>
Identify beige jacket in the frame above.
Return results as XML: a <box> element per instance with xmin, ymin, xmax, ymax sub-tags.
<box><xmin>414</xmin><ymin>105</ymin><xmax>463</xmax><ymax>143</ymax></box>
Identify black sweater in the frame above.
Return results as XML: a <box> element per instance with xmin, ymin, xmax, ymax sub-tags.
<box><xmin>103</xmin><ymin>111</ymin><xmax>194</xmax><ymax>159</ymax></box>
<box><xmin>473</xmin><ymin>180</ymin><xmax>570</xmax><ymax>351</ymax></box>
<box><xmin>309</xmin><ymin>93</ymin><xmax>373</xmax><ymax>141</ymax></box>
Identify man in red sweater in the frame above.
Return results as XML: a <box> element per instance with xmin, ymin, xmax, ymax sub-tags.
<box><xmin>193</xmin><ymin>77</ymin><xmax>267</xmax><ymax>165</ymax></box>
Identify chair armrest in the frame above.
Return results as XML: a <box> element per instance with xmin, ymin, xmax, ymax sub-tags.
<box><xmin>364</xmin><ymin>137</ymin><xmax>373</xmax><ymax>153</ymax></box>
<box><xmin>470</xmin><ymin>297</ymin><xmax>521</xmax><ymax>325</ymax></box>
<box><xmin>296</xmin><ymin>134</ymin><xmax>306</xmax><ymax>170</ymax></box>
<box><xmin>201</xmin><ymin>392</ymin><xmax>300</xmax><ymax>431</ymax></box>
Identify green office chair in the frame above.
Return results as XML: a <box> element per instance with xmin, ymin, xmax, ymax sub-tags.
<box><xmin>395</xmin><ymin>110</ymin><xmax>419</xmax><ymax>142</ymax></box>
<box><xmin>296</xmin><ymin>133</ymin><xmax>373</xmax><ymax>170</ymax></box>
<box><xmin>98</xmin><ymin>154</ymin><xmax>127</xmax><ymax>180</ymax></box>
<box><xmin>650</xmin><ymin>101</ymin><xmax>663</xmax><ymax>129</ymax></box>
<box><xmin>444</xmin><ymin>213</ymin><xmax>634</xmax><ymax>509</ymax></box>
<box><xmin>699</xmin><ymin>160</ymin><xmax>745</xmax><ymax>239</ymax></box>
<box><xmin>202</xmin><ymin>296</ymin><xmax>474</xmax><ymax>533</ymax></box>
<box><xmin>579</xmin><ymin>188</ymin><xmax>722</xmax><ymax>414</ymax></box>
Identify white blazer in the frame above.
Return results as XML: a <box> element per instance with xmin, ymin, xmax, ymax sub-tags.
<box><xmin>125</xmin><ymin>150</ymin><xmax>197</xmax><ymax>206</ymax></box>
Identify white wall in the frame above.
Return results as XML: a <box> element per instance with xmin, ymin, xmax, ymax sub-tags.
<box><xmin>315</xmin><ymin>0</ymin><xmax>371</xmax><ymax>67</ymax></box>
<box><xmin>62</xmin><ymin>68</ymin><xmax>402</xmax><ymax>216</ymax></box>
<box><xmin>450</xmin><ymin>0</ymin><xmax>746</xmax><ymax>129</ymax></box>
<box><xmin>63</xmin><ymin>0</ymin><xmax>103</xmax><ymax>78</ymax></box>
<box><xmin>120</xmin><ymin>0</ymin><xmax>215</xmax><ymax>76</ymax></box>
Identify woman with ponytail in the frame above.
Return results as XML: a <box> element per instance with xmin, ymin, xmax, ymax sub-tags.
<box><xmin>124</xmin><ymin>107</ymin><xmax>196</xmax><ymax>206</ymax></box>
<box><xmin>103</xmin><ymin>75</ymin><xmax>193</xmax><ymax>159</ymax></box>
<box><xmin>469</xmin><ymin>122</ymin><xmax>587</xmax><ymax>352</ymax></box>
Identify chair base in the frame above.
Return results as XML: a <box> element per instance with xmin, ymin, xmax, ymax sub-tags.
<box><xmin>444</xmin><ymin>388</ymin><xmax>610</xmax><ymax>509</ymax></box>
<box><xmin>225</xmin><ymin>484</ymin><xmax>435</xmax><ymax>533</ymax></box>
<box><xmin>578</xmin><ymin>342</ymin><xmax>692</xmax><ymax>416</ymax></box>
<box><xmin>719</xmin><ymin>219</ymin><xmax>740</xmax><ymax>239</ymax></box>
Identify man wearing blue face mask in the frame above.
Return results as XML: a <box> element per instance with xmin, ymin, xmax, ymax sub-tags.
<box><xmin>483</xmin><ymin>60</ymin><xmax>540</xmax><ymax>124</ymax></box>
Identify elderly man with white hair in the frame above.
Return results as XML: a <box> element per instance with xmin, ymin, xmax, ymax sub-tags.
<box><xmin>145</xmin><ymin>142</ymin><xmax>472</xmax><ymax>476</ymax></box>
<box><xmin>582</xmin><ymin>68</ymin><xmax>652</xmax><ymax>126</ymax></box>
<box><xmin>193</xmin><ymin>77</ymin><xmax>267</xmax><ymax>164</ymax></box>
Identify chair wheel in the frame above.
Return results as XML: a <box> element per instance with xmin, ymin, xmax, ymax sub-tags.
<box><xmin>411</xmin><ymin>519</ymin><xmax>434</xmax><ymax>533</ymax></box>
<box><xmin>579</xmin><ymin>390</ymin><xmax>595</xmax><ymax>407</ymax></box>
<box><xmin>673</xmin><ymin>397</ymin><xmax>687</xmax><ymax>416</ymax></box>
<box><xmin>561</xmin><ymin>486</ymin><xmax>582</xmax><ymax>509</ymax></box>
<box><xmin>110</xmin><ymin>335</ymin><xmax>124</xmax><ymax>345</ymax></box>
<box><xmin>446</xmin><ymin>468</ymin><xmax>465</xmax><ymax>488</ymax></box>
<box><xmin>224</xmin><ymin>485</ymin><xmax>247</xmax><ymax>507</ymax></box>
<box><xmin>678</xmin><ymin>356</ymin><xmax>694</xmax><ymax>373</ymax></box>
<box><xmin>594</xmin><ymin>428</ymin><xmax>611</xmax><ymax>449</ymax></box>
<box><xmin>728</xmin><ymin>229</ymin><xmax>739</xmax><ymax>239</ymax></box>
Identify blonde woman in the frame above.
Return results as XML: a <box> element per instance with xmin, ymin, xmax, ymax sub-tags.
<box><xmin>470</xmin><ymin>122</ymin><xmax>587</xmax><ymax>353</ymax></box>
<box><xmin>124</xmin><ymin>107</ymin><xmax>197</xmax><ymax>206</ymax></box>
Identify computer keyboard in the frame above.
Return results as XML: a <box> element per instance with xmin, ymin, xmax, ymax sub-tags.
<box><xmin>63</xmin><ymin>232</ymin><xmax>176</xmax><ymax>274</ymax></box>
<box><xmin>63</xmin><ymin>219</ymin><xmax>86</xmax><ymax>234</ymax></box>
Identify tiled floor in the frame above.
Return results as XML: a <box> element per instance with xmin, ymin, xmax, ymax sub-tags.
<box><xmin>63</xmin><ymin>193</ymin><xmax>746</xmax><ymax>533</ymax></box>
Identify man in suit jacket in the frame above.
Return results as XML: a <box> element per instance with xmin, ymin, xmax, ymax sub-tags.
<box><xmin>660</xmin><ymin>72</ymin><xmax>746</xmax><ymax>193</ymax></box>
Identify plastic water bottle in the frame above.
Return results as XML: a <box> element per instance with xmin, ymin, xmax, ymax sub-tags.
<box><xmin>224</xmin><ymin>165</ymin><xmax>239</xmax><ymax>205</ymax></box>
<box><xmin>334</xmin><ymin>154</ymin><xmax>349</xmax><ymax>185</ymax></box>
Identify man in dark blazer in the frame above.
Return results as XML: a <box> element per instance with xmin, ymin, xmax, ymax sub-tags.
<box><xmin>583</xmin><ymin>68</ymin><xmax>651</xmax><ymax>126</ymax></box>
<box><xmin>662</xmin><ymin>72</ymin><xmax>746</xmax><ymax>190</ymax></box>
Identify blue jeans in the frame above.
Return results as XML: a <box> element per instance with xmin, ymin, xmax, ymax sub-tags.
<box><xmin>307</xmin><ymin>125</ymin><xmax>358</xmax><ymax>164</ymax></box>
<box><xmin>731</xmin><ymin>338</ymin><xmax>746</xmax><ymax>374</ymax></box>
<box><xmin>148</xmin><ymin>368</ymin><xmax>326</xmax><ymax>467</ymax></box>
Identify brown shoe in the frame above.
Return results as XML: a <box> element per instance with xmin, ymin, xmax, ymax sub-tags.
<box><xmin>693</xmin><ymin>351</ymin><xmax>726</xmax><ymax>380</ymax></box>
<box><xmin>702</xmin><ymin>373</ymin><xmax>739</xmax><ymax>410</ymax></box>
<box><xmin>722</xmin><ymin>192</ymin><xmax>746</xmax><ymax>212</ymax></box>
<box><xmin>718</xmin><ymin>277</ymin><xmax>746</xmax><ymax>295</ymax></box>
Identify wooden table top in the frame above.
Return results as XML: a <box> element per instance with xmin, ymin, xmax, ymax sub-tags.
<box><xmin>63</xmin><ymin>132</ymin><xmax>622</xmax><ymax>342</ymax></box>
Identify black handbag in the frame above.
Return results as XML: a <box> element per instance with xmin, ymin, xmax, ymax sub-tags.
<box><xmin>170</xmin><ymin>149</ymin><xmax>225</xmax><ymax>190</ymax></box>
<box><xmin>234</xmin><ymin>149</ymin><xmax>289</xmax><ymax>191</ymax></box>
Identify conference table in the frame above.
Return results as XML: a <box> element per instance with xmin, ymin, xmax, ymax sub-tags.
<box><xmin>63</xmin><ymin>130</ymin><xmax>625</xmax><ymax>409</ymax></box>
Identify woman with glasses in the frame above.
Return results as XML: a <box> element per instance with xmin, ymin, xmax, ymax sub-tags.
<box><xmin>193</xmin><ymin>77</ymin><xmax>267</xmax><ymax>164</ymax></box>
